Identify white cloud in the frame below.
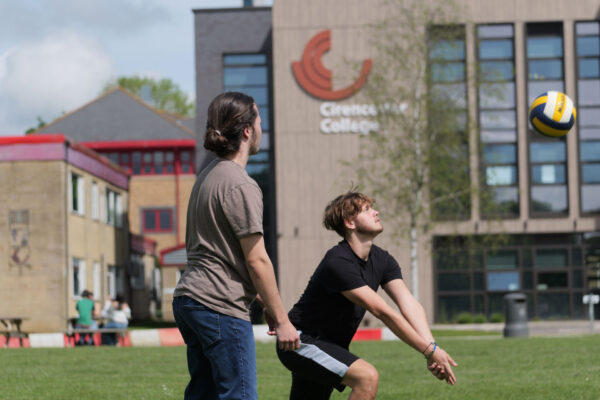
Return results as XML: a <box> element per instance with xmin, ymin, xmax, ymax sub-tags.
<box><xmin>0</xmin><ymin>31</ymin><xmax>116</xmax><ymax>135</ymax></box>
<box><xmin>0</xmin><ymin>0</ymin><xmax>170</xmax><ymax>44</ymax></box>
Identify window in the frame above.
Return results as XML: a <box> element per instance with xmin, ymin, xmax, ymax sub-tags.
<box><xmin>434</xmin><ymin>234</ymin><xmax>600</xmax><ymax>322</ymax></box>
<box><xmin>576</xmin><ymin>21</ymin><xmax>600</xmax><ymax>213</ymax></box>
<box><xmin>72</xmin><ymin>258</ymin><xmax>86</xmax><ymax>298</ymax></box>
<box><xmin>478</xmin><ymin>24</ymin><xmax>519</xmax><ymax>217</ymax></box>
<box><xmin>428</xmin><ymin>25</ymin><xmax>471</xmax><ymax>220</ymax></box>
<box><xmin>116</xmin><ymin>193</ymin><xmax>123</xmax><ymax>228</ymax></box>
<box><xmin>70</xmin><ymin>172</ymin><xmax>85</xmax><ymax>215</ymax></box>
<box><xmin>107</xmin><ymin>265</ymin><xmax>123</xmax><ymax>299</ymax></box>
<box><xmin>179</xmin><ymin>151</ymin><xmax>193</xmax><ymax>174</ymax></box>
<box><xmin>101</xmin><ymin>150</ymin><xmax>192</xmax><ymax>176</ymax></box>
<box><xmin>106</xmin><ymin>189</ymin><xmax>116</xmax><ymax>225</ymax></box>
<box><xmin>91</xmin><ymin>182</ymin><xmax>99</xmax><ymax>220</ymax></box>
<box><xmin>129</xmin><ymin>253</ymin><xmax>146</xmax><ymax>290</ymax></box>
<box><xmin>104</xmin><ymin>189</ymin><xmax>123</xmax><ymax>227</ymax></box>
<box><xmin>224</xmin><ymin>52</ymin><xmax>276</xmax><ymax>257</ymax></box>
<box><xmin>526</xmin><ymin>23</ymin><xmax>568</xmax><ymax>215</ymax></box>
<box><xmin>142</xmin><ymin>208</ymin><xmax>174</xmax><ymax>233</ymax></box>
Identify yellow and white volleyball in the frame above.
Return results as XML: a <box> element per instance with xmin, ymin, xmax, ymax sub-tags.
<box><xmin>528</xmin><ymin>91</ymin><xmax>576</xmax><ymax>137</ymax></box>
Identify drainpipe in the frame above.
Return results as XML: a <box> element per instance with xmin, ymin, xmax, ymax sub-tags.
<box><xmin>175</xmin><ymin>150</ymin><xmax>181</xmax><ymax>244</ymax></box>
<box><xmin>64</xmin><ymin>141</ymin><xmax>70</xmax><ymax>330</ymax></box>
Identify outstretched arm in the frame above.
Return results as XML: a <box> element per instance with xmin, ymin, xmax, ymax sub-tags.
<box><xmin>382</xmin><ymin>279</ymin><xmax>458</xmax><ymax>384</ymax></box>
<box><xmin>382</xmin><ymin>279</ymin><xmax>434</xmax><ymax>343</ymax></box>
<box><xmin>240</xmin><ymin>233</ymin><xmax>299</xmax><ymax>351</ymax></box>
<box><xmin>342</xmin><ymin>285</ymin><xmax>457</xmax><ymax>385</ymax></box>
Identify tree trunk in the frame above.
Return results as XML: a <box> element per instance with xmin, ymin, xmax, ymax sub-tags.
<box><xmin>410</xmin><ymin>219</ymin><xmax>419</xmax><ymax>301</ymax></box>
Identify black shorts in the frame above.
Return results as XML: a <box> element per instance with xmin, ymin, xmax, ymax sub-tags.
<box><xmin>276</xmin><ymin>332</ymin><xmax>359</xmax><ymax>399</ymax></box>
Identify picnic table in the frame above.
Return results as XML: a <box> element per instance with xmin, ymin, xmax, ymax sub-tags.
<box><xmin>65</xmin><ymin>317</ymin><xmax>128</xmax><ymax>346</ymax></box>
<box><xmin>0</xmin><ymin>316</ymin><xmax>28</xmax><ymax>348</ymax></box>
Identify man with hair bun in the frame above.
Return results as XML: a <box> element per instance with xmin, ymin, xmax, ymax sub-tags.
<box><xmin>173</xmin><ymin>92</ymin><xmax>299</xmax><ymax>400</ymax></box>
<box><xmin>276</xmin><ymin>191</ymin><xmax>458</xmax><ymax>400</ymax></box>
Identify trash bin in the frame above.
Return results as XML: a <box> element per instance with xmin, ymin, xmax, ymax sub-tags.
<box><xmin>503</xmin><ymin>293</ymin><xmax>529</xmax><ymax>338</ymax></box>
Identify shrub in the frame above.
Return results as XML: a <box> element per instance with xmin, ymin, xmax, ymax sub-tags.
<box><xmin>473</xmin><ymin>313</ymin><xmax>486</xmax><ymax>323</ymax></box>
<box><xmin>490</xmin><ymin>313</ymin><xmax>504</xmax><ymax>323</ymax></box>
<box><xmin>455</xmin><ymin>312</ymin><xmax>473</xmax><ymax>324</ymax></box>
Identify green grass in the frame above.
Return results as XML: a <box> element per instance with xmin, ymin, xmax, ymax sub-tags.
<box><xmin>1</xmin><ymin>336</ymin><xmax>599</xmax><ymax>399</ymax></box>
<box><xmin>432</xmin><ymin>329</ymin><xmax>501</xmax><ymax>337</ymax></box>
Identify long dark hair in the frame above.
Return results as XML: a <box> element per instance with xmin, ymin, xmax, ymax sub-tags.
<box><xmin>203</xmin><ymin>92</ymin><xmax>257</xmax><ymax>157</ymax></box>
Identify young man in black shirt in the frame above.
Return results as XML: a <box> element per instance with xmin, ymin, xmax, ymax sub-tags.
<box><xmin>275</xmin><ymin>192</ymin><xmax>457</xmax><ymax>399</ymax></box>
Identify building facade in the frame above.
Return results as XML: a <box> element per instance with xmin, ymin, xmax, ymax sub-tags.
<box><xmin>0</xmin><ymin>135</ymin><xmax>129</xmax><ymax>332</ymax></box>
<box><xmin>35</xmin><ymin>89</ymin><xmax>197</xmax><ymax>321</ymax></box>
<box><xmin>194</xmin><ymin>0</ymin><xmax>600</xmax><ymax>323</ymax></box>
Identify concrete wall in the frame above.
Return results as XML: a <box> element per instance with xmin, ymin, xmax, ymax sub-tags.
<box><xmin>0</xmin><ymin>161</ymin><xmax>67</xmax><ymax>332</ymax></box>
<box><xmin>0</xmin><ymin>156</ymin><xmax>131</xmax><ymax>333</ymax></box>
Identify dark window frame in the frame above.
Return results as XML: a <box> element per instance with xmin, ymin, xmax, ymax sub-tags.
<box><xmin>525</xmin><ymin>22</ymin><xmax>569</xmax><ymax>218</ymax></box>
<box><xmin>575</xmin><ymin>20</ymin><xmax>600</xmax><ymax>215</ymax></box>
<box><xmin>141</xmin><ymin>208</ymin><xmax>174</xmax><ymax>233</ymax></box>
<box><xmin>477</xmin><ymin>23</ymin><xmax>519</xmax><ymax>219</ymax></box>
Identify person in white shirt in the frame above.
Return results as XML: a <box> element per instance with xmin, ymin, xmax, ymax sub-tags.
<box><xmin>100</xmin><ymin>295</ymin><xmax>131</xmax><ymax>345</ymax></box>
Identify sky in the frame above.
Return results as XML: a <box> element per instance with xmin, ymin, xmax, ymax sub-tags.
<box><xmin>0</xmin><ymin>0</ymin><xmax>271</xmax><ymax>136</ymax></box>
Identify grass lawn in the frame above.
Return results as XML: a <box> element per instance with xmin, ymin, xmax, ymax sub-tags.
<box><xmin>0</xmin><ymin>335</ymin><xmax>598</xmax><ymax>399</ymax></box>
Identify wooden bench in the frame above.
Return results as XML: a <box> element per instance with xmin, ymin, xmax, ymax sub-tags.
<box><xmin>0</xmin><ymin>317</ymin><xmax>28</xmax><ymax>348</ymax></box>
<box><xmin>0</xmin><ymin>330</ymin><xmax>28</xmax><ymax>348</ymax></box>
<box><xmin>65</xmin><ymin>321</ymin><xmax>128</xmax><ymax>347</ymax></box>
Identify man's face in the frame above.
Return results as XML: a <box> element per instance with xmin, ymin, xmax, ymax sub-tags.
<box><xmin>353</xmin><ymin>204</ymin><xmax>383</xmax><ymax>236</ymax></box>
<box><xmin>249</xmin><ymin>104</ymin><xmax>262</xmax><ymax>155</ymax></box>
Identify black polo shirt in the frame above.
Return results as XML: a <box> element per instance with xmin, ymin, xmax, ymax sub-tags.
<box><xmin>288</xmin><ymin>240</ymin><xmax>403</xmax><ymax>347</ymax></box>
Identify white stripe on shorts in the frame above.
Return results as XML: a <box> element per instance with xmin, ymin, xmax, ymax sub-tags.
<box><xmin>295</xmin><ymin>343</ymin><xmax>349</xmax><ymax>378</ymax></box>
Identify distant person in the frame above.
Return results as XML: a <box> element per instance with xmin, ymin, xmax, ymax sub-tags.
<box><xmin>75</xmin><ymin>289</ymin><xmax>97</xmax><ymax>346</ymax></box>
<box><xmin>172</xmin><ymin>92</ymin><xmax>299</xmax><ymax>400</ymax></box>
<box><xmin>100</xmin><ymin>295</ymin><xmax>131</xmax><ymax>346</ymax></box>
<box><xmin>276</xmin><ymin>191</ymin><xmax>458</xmax><ymax>399</ymax></box>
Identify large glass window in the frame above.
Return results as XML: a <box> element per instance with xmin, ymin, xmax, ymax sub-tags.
<box><xmin>527</xmin><ymin>23</ymin><xmax>568</xmax><ymax>216</ymax></box>
<box><xmin>434</xmin><ymin>234</ymin><xmax>600</xmax><ymax>322</ymax></box>
<box><xmin>576</xmin><ymin>21</ymin><xmax>600</xmax><ymax>214</ymax></box>
<box><xmin>428</xmin><ymin>25</ymin><xmax>471</xmax><ymax>221</ymax></box>
<box><xmin>224</xmin><ymin>53</ymin><xmax>276</xmax><ymax>259</ymax></box>
<box><xmin>478</xmin><ymin>24</ymin><xmax>518</xmax><ymax>217</ymax></box>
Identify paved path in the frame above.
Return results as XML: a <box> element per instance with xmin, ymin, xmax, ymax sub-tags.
<box><xmin>432</xmin><ymin>320</ymin><xmax>600</xmax><ymax>337</ymax></box>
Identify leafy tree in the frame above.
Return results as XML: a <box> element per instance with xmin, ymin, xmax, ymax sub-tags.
<box><xmin>104</xmin><ymin>76</ymin><xmax>195</xmax><ymax>117</ymax></box>
<box><xmin>25</xmin><ymin>117</ymin><xmax>47</xmax><ymax>134</ymax></box>
<box><xmin>351</xmin><ymin>0</ymin><xmax>504</xmax><ymax>300</ymax></box>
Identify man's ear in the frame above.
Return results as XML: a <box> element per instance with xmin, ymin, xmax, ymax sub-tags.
<box><xmin>243</xmin><ymin>125</ymin><xmax>253</xmax><ymax>140</ymax></box>
<box><xmin>344</xmin><ymin>218</ymin><xmax>355</xmax><ymax>231</ymax></box>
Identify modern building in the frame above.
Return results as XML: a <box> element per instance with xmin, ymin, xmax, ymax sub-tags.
<box><xmin>0</xmin><ymin>135</ymin><xmax>129</xmax><ymax>332</ymax></box>
<box><xmin>35</xmin><ymin>88</ymin><xmax>197</xmax><ymax>320</ymax></box>
<box><xmin>193</xmin><ymin>0</ymin><xmax>600</xmax><ymax>323</ymax></box>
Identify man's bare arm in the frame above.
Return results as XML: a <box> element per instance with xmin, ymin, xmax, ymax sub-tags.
<box><xmin>240</xmin><ymin>234</ymin><xmax>299</xmax><ymax>351</ymax></box>
<box><xmin>342</xmin><ymin>285</ymin><xmax>457</xmax><ymax>385</ymax></box>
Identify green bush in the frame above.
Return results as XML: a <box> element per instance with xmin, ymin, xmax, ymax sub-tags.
<box><xmin>490</xmin><ymin>313</ymin><xmax>504</xmax><ymax>323</ymax></box>
<box><xmin>473</xmin><ymin>313</ymin><xmax>486</xmax><ymax>323</ymax></box>
<box><xmin>455</xmin><ymin>312</ymin><xmax>473</xmax><ymax>324</ymax></box>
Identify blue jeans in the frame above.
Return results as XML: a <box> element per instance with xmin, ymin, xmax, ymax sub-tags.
<box><xmin>101</xmin><ymin>321</ymin><xmax>127</xmax><ymax>346</ymax></box>
<box><xmin>75</xmin><ymin>321</ymin><xmax>98</xmax><ymax>345</ymax></box>
<box><xmin>172</xmin><ymin>295</ymin><xmax>257</xmax><ymax>400</ymax></box>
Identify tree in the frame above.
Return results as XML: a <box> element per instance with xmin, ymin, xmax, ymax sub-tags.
<box><xmin>352</xmin><ymin>0</ymin><xmax>503</xmax><ymax>300</ymax></box>
<box><xmin>25</xmin><ymin>117</ymin><xmax>47</xmax><ymax>134</ymax></box>
<box><xmin>104</xmin><ymin>76</ymin><xmax>195</xmax><ymax>117</ymax></box>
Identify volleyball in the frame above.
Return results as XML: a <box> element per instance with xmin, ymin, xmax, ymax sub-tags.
<box><xmin>528</xmin><ymin>91</ymin><xmax>576</xmax><ymax>137</ymax></box>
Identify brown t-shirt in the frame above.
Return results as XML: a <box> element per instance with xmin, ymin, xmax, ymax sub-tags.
<box><xmin>174</xmin><ymin>158</ymin><xmax>263</xmax><ymax>321</ymax></box>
